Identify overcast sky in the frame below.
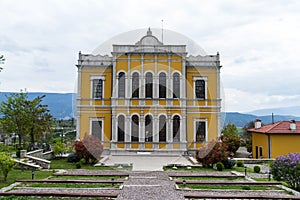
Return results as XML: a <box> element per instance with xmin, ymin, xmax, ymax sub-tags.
<box><xmin>0</xmin><ymin>0</ymin><xmax>299</xmax><ymax>113</ymax></box>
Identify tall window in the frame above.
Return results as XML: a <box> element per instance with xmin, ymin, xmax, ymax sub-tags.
<box><xmin>173</xmin><ymin>115</ymin><xmax>180</xmax><ymax>142</ymax></box>
<box><xmin>145</xmin><ymin>72</ymin><xmax>153</xmax><ymax>98</ymax></box>
<box><xmin>195</xmin><ymin>80</ymin><xmax>205</xmax><ymax>99</ymax></box>
<box><xmin>173</xmin><ymin>73</ymin><xmax>180</xmax><ymax>98</ymax></box>
<box><xmin>132</xmin><ymin>72</ymin><xmax>139</xmax><ymax>98</ymax></box>
<box><xmin>131</xmin><ymin>115</ymin><xmax>139</xmax><ymax>142</ymax></box>
<box><xmin>195</xmin><ymin>121</ymin><xmax>206</xmax><ymax>142</ymax></box>
<box><xmin>145</xmin><ymin>115</ymin><xmax>153</xmax><ymax>142</ymax></box>
<box><xmin>159</xmin><ymin>72</ymin><xmax>166</xmax><ymax>98</ymax></box>
<box><xmin>93</xmin><ymin>79</ymin><xmax>103</xmax><ymax>99</ymax></box>
<box><xmin>118</xmin><ymin>72</ymin><xmax>125</xmax><ymax>98</ymax></box>
<box><xmin>159</xmin><ymin>115</ymin><xmax>166</xmax><ymax>142</ymax></box>
<box><xmin>117</xmin><ymin>115</ymin><xmax>125</xmax><ymax>142</ymax></box>
<box><xmin>91</xmin><ymin>120</ymin><xmax>102</xmax><ymax>141</ymax></box>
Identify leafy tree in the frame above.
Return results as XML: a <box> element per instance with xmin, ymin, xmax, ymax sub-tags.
<box><xmin>52</xmin><ymin>142</ymin><xmax>66</xmax><ymax>156</ymax></box>
<box><xmin>221</xmin><ymin>123</ymin><xmax>241</xmax><ymax>155</ymax></box>
<box><xmin>0</xmin><ymin>92</ymin><xmax>52</xmax><ymax>148</ymax></box>
<box><xmin>196</xmin><ymin>139</ymin><xmax>229</xmax><ymax>167</ymax></box>
<box><xmin>243</xmin><ymin>121</ymin><xmax>255</xmax><ymax>153</ymax></box>
<box><xmin>74</xmin><ymin>134</ymin><xmax>103</xmax><ymax>164</ymax></box>
<box><xmin>0</xmin><ymin>152</ymin><xmax>15</xmax><ymax>181</ymax></box>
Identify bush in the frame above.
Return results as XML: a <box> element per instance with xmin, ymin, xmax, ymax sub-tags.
<box><xmin>216</xmin><ymin>162</ymin><xmax>224</xmax><ymax>171</ymax></box>
<box><xmin>196</xmin><ymin>139</ymin><xmax>229</xmax><ymax>167</ymax></box>
<box><xmin>222</xmin><ymin>159</ymin><xmax>236</xmax><ymax>169</ymax></box>
<box><xmin>75</xmin><ymin>162</ymin><xmax>81</xmax><ymax>169</ymax></box>
<box><xmin>236</xmin><ymin>161</ymin><xmax>244</xmax><ymax>167</ymax></box>
<box><xmin>0</xmin><ymin>152</ymin><xmax>15</xmax><ymax>181</ymax></box>
<box><xmin>67</xmin><ymin>153</ymin><xmax>80</xmax><ymax>163</ymax></box>
<box><xmin>271</xmin><ymin>153</ymin><xmax>300</xmax><ymax>191</ymax></box>
<box><xmin>253</xmin><ymin>165</ymin><xmax>261</xmax><ymax>173</ymax></box>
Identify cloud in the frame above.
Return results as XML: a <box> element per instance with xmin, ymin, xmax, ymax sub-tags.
<box><xmin>0</xmin><ymin>0</ymin><xmax>299</xmax><ymax>112</ymax></box>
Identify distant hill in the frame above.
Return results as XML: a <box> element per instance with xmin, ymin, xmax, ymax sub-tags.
<box><xmin>248</xmin><ymin>106</ymin><xmax>300</xmax><ymax>117</ymax></box>
<box><xmin>0</xmin><ymin>92</ymin><xmax>75</xmax><ymax>119</ymax></box>
<box><xmin>224</xmin><ymin>112</ymin><xmax>300</xmax><ymax>127</ymax></box>
<box><xmin>0</xmin><ymin>92</ymin><xmax>299</xmax><ymax>127</ymax></box>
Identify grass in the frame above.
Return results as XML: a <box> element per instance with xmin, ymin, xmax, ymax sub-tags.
<box><xmin>0</xmin><ymin>169</ymin><xmax>52</xmax><ymax>189</ymax></box>
<box><xmin>173</xmin><ymin>176</ymin><xmax>245</xmax><ymax>181</ymax></box>
<box><xmin>19</xmin><ymin>182</ymin><xmax>120</xmax><ymax>188</ymax></box>
<box><xmin>51</xmin><ymin>175</ymin><xmax>127</xmax><ymax>180</ymax></box>
<box><xmin>50</xmin><ymin>158</ymin><xmax>132</xmax><ymax>170</ymax></box>
<box><xmin>178</xmin><ymin>184</ymin><xmax>280</xmax><ymax>190</ymax></box>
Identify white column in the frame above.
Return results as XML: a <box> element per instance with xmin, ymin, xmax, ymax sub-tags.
<box><xmin>167</xmin><ymin>54</ymin><xmax>172</xmax><ymax>99</ymax></box>
<box><xmin>76</xmin><ymin>64</ymin><xmax>82</xmax><ymax>140</ymax></box>
<box><xmin>125</xmin><ymin>115</ymin><xmax>130</xmax><ymax>149</ymax></box>
<box><xmin>167</xmin><ymin>110</ymin><xmax>172</xmax><ymax>149</ymax></box>
<box><xmin>126</xmin><ymin>54</ymin><xmax>131</xmax><ymax>100</ymax></box>
<box><xmin>140</xmin><ymin>114</ymin><xmax>145</xmax><ymax>149</ymax></box>
<box><xmin>111</xmin><ymin>112</ymin><xmax>117</xmax><ymax>149</ymax></box>
<box><xmin>140</xmin><ymin>54</ymin><xmax>144</xmax><ymax>99</ymax></box>
<box><xmin>153</xmin><ymin>111</ymin><xmax>159</xmax><ymax>149</ymax></box>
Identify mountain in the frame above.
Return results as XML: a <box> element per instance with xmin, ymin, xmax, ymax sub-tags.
<box><xmin>0</xmin><ymin>92</ymin><xmax>75</xmax><ymax>119</ymax></box>
<box><xmin>0</xmin><ymin>92</ymin><xmax>299</xmax><ymax>127</ymax></box>
<box><xmin>248</xmin><ymin>106</ymin><xmax>300</xmax><ymax>117</ymax></box>
<box><xmin>224</xmin><ymin>112</ymin><xmax>300</xmax><ymax>127</ymax></box>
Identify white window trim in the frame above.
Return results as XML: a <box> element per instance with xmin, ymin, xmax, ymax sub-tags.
<box><xmin>194</xmin><ymin>119</ymin><xmax>208</xmax><ymax>142</ymax></box>
<box><xmin>89</xmin><ymin>117</ymin><xmax>104</xmax><ymax>142</ymax></box>
<box><xmin>193</xmin><ymin>76</ymin><xmax>208</xmax><ymax>100</ymax></box>
<box><xmin>90</xmin><ymin>75</ymin><xmax>105</xmax><ymax>99</ymax></box>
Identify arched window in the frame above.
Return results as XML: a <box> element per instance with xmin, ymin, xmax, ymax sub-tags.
<box><xmin>173</xmin><ymin>72</ymin><xmax>180</xmax><ymax>98</ymax></box>
<box><xmin>159</xmin><ymin>72</ymin><xmax>166</xmax><ymax>98</ymax></box>
<box><xmin>132</xmin><ymin>72</ymin><xmax>139</xmax><ymax>98</ymax></box>
<box><xmin>118</xmin><ymin>72</ymin><xmax>125</xmax><ymax>98</ymax></box>
<box><xmin>117</xmin><ymin>115</ymin><xmax>125</xmax><ymax>142</ymax></box>
<box><xmin>131</xmin><ymin>115</ymin><xmax>139</xmax><ymax>142</ymax></box>
<box><xmin>159</xmin><ymin>115</ymin><xmax>166</xmax><ymax>142</ymax></box>
<box><xmin>145</xmin><ymin>72</ymin><xmax>153</xmax><ymax>98</ymax></box>
<box><xmin>173</xmin><ymin>115</ymin><xmax>180</xmax><ymax>142</ymax></box>
<box><xmin>145</xmin><ymin>115</ymin><xmax>153</xmax><ymax>142</ymax></box>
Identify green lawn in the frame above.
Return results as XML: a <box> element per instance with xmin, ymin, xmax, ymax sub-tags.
<box><xmin>0</xmin><ymin>169</ymin><xmax>52</xmax><ymax>189</ymax></box>
<box><xmin>19</xmin><ymin>182</ymin><xmax>120</xmax><ymax>188</ymax></box>
<box><xmin>173</xmin><ymin>176</ymin><xmax>245</xmax><ymax>181</ymax></box>
<box><xmin>178</xmin><ymin>184</ymin><xmax>281</xmax><ymax>190</ymax></box>
<box><xmin>50</xmin><ymin>158</ymin><xmax>131</xmax><ymax>170</ymax></box>
<box><xmin>51</xmin><ymin>175</ymin><xmax>127</xmax><ymax>180</ymax></box>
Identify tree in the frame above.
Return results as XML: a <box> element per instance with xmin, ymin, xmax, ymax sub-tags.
<box><xmin>74</xmin><ymin>134</ymin><xmax>103</xmax><ymax>164</ymax></box>
<box><xmin>243</xmin><ymin>121</ymin><xmax>255</xmax><ymax>153</ymax></box>
<box><xmin>221</xmin><ymin>123</ymin><xmax>241</xmax><ymax>155</ymax></box>
<box><xmin>0</xmin><ymin>152</ymin><xmax>15</xmax><ymax>181</ymax></box>
<box><xmin>196</xmin><ymin>139</ymin><xmax>229</xmax><ymax>167</ymax></box>
<box><xmin>0</xmin><ymin>92</ymin><xmax>52</xmax><ymax>148</ymax></box>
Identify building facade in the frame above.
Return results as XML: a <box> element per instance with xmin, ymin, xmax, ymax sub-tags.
<box><xmin>249</xmin><ymin>120</ymin><xmax>300</xmax><ymax>159</ymax></box>
<box><xmin>76</xmin><ymin>29</ymin><xmax>222</xmax><ymax>155</ymax></box>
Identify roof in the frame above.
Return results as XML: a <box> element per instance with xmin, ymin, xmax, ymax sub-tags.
<box><xmin>248</xmin><ymin>121</ymin><xmax>300</xmax><ymax>134</ymax></box>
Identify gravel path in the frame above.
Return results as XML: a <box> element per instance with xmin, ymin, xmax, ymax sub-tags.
<box><xmin>117</xmin><ymin>171</ymin><xmax>184</xmax><ymax>200</ymax></box>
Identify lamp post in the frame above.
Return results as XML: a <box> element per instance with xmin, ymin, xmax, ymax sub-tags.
<box><xmin>244</xmin><ymin>166</ymin><xmax>247</xmax><ymax>177</ymax></box>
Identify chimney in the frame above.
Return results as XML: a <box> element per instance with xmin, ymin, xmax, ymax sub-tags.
<box><xmin>290</xmin><ymin>120</ymin><xmax>296</xmax><ymax>131</ymax></box>
<box><xmin>255</xmin><ymin>119</ymin><xmax>262</xmax><ymax>129</ymax></box>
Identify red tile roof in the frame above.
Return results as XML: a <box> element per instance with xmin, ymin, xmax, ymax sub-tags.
<box><xmin>248</xmin><ymin>120</ymin><xmax>300</xmax><ymax>134</ymax></box>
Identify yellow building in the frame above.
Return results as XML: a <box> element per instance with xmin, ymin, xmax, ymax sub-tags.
<box><xmin>248</xmin><ymin>120</ymin><xmax>300</xmax><ymax>159</ymax></box>
<box><xmin>76</xmin><ymin>28</ymin><xmax>222</xmax><ymax>155</ymax></box>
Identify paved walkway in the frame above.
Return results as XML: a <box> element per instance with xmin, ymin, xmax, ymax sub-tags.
<box><xmin>100</xmin><ymin>155</ymin><xmax>192</xmax><ymax>171</ymax></box>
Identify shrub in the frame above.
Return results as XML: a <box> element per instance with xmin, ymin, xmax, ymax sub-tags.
<box><xmin>196</xmin><ymin>139</ymin><xmax>229</xmax><ymax>167</ymax></box>
<box><xmin>0</xmin><ymin>152</ymin><xmax>16</xmax><ymax>181</ymax></box>
<box><xmin>253</xmin><ymin>165</ymin><xmax>261</xmax><ymax>173</ymax></box>
<box><xmin>67</xmin><ymin>153</ymin><xmax>80</xmax><ymax>163</ymax></box>
<box><xmin>242</xmin><ymin>186</ymin><xmax>251</xmax><ymax>190</ymax></box>
<box><xmin>271</xmin><ymin>153</ymin><xmax>300</xmax><ymax>191</ymax></box>
<box><xmin>75</xmin><ymin>162</ymin><xmax>81</xmax><ymax>169</ymax></box>
<box><xmin>221</xmin><ymin>123</ymin><xmax>241</xmax><ymax>155</ymax></box>
<box><xmin>236</xmin><ymin>161</ymin><xmax>244</xmax><ymax>167</ymax></box>
<box><xmin>222</xmin><ymin>159</ymin><xmax>236</xmax><ymax>169</ymax></box>
<box><xmin>53</xmin><ymin>142</ymin><xmax>66</xmax><ymax>156</ymax></box>
<box><xmin>216</xmin><ymin>162</ymin><xmax>224</xmax><ymax>171</ymax></box>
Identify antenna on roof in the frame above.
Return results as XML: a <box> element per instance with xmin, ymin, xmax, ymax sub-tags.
<box><xmin>161</xmin><ymin>19</ymin><xmax>164</xmax><ymax>43</ymax></box>
<box><xmin>272</xmin><ymin>113</ymin><xmax>274</xmax><ymax>124</ymax></box>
